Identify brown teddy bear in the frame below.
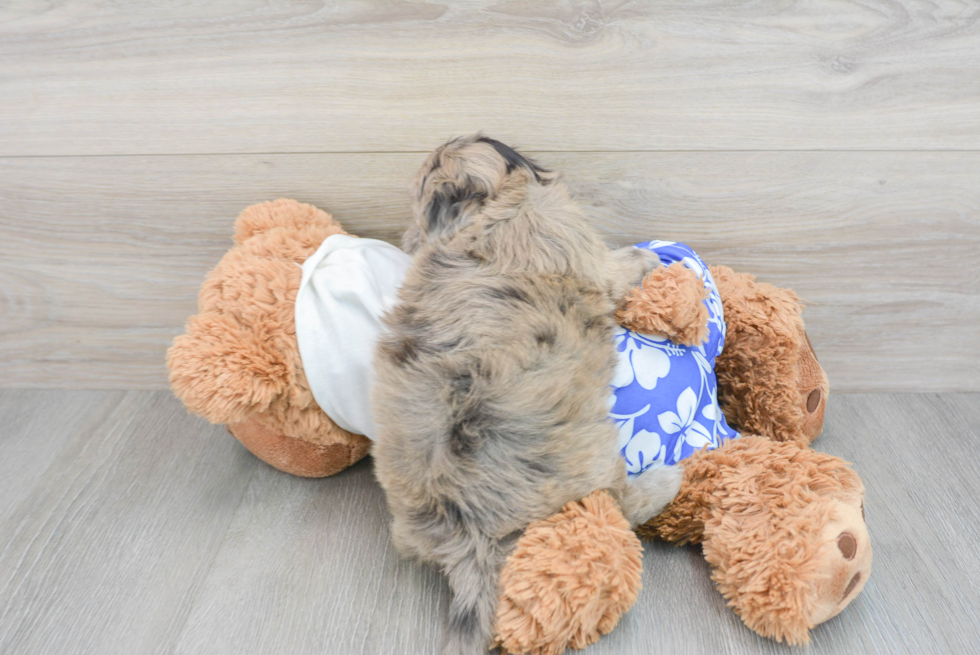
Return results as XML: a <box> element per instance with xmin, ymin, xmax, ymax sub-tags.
<box><xmin>168</xmin><ymin>198</ymin><xmax>871</xmax><ymax>654</ymax></box>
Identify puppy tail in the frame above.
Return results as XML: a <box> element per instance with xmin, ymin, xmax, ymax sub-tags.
<box><xmin>442</xmin><ymin>532</ymin><xmax>504</xmax><ymax>655</ymax></box>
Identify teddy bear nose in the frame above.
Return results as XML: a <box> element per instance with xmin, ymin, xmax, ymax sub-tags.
<box><xmin>838</xmin><ymin>532</ymin><xmax>857</xmax><ymax>560</ymax></box>
<box><xmin>807</xmin><ymin>388</ymin><xmax>821</xmax><ymax>412</ymax></box>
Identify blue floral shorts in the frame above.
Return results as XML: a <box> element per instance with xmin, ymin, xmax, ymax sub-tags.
<box><xmin>609</xmin><ymin>241</ymin><xmax>739</xmax><ymax>476</ymax></box>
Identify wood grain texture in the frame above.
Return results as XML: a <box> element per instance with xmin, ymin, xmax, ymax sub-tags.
<box><xmin>906</xmin><ymin>394</ymin><xmax>980</xmax><ymax>603</ymax></box>
<box><xmin>806</xmin><ymin>394</ymin><xmax>980</xmax><ymax>655</ymax></box>
<box><xmin>0</xmin><ymin>391</ymin><xmax>259</xmax><ymax>655</ymax></box>
<box><xmin>1</xmin><ymin>391</ymin><xmax>978</xmax><ymax>654</ymax></box>
<box><xmin>171</xmin><ymin>458</ymin><xmax>448</xmax><ymax>655</ymax></box>
<box><xmin>2</xmin><ymin>152</ymin><xmax>977</xmax><ymax>391</ymax></box>
<box><xmin>0</xmin><ymin>390</ymin><xmax>111</xmax><ymax>529</ymax></box>
<box><xmin>1</xmin><ymin>1</ymin><xmax>979</xmax><ymax>155</ymax></box>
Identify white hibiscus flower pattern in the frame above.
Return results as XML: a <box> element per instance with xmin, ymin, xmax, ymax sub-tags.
<box><xmin>609</xmin><ymin>241</ymin><xmax>739</xmax><ymax>476</ymax></box>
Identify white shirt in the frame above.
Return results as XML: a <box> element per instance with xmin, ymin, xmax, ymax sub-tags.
<box><xmin>294</xmin><ymin>234</ymin><xmax>411</xmax><ymax>440</ymax></box>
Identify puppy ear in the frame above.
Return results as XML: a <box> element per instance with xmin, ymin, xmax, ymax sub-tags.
<box><xmin>408</xmin><ymin>135</ymin><xmax>555</xmax><ymax>249</ymax></box>
<box><xmin>403</xmin><ymin>176</ymin><xmax>487</xmax><ymax>254</ymax></box>
<box><xmin>411</xmin><ymin>136</ymin><xmax>489</xmax><ymax>243</ymax></box>
<box><xmin>424</xmin><ymin>185</ymin><xmax>487</xmax><ymax>238</ymax></box>
<box><xmin>402</xmin><ymin>189</ymin><xmax>487</xmax><ymax>255</ymax></box>
<box><xmin>474</xmin><ymin>136</ymin><xmax>553</xmax><ymax>184</ymax></box>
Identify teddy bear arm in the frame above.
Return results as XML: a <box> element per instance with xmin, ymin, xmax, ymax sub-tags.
<box><xmin>615</xmin><ymin>262</ymin><xmax>710</xmax><ymax>347</ymax></box>
<box><xmin>167</xmin><ymin>311</ymin><xmax>290</xmax><ymax>425</ymax></box>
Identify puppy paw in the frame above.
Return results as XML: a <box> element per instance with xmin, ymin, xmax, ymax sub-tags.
<box><xmin>615</xmin><ymin>263</ymin><xmax>710</xmax><ymax>346</ymax></box>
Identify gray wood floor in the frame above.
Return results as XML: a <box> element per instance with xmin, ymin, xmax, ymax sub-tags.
<box><xmin>0</xmin><ymin>391</ymin><xmax>977</xmax><ymax>655</ymax></box>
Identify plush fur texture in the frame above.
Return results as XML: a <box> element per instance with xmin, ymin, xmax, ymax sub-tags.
<box><xmin>168</xmin><ymin>193</ymin><xmax>863</xmax><ymax>654</ymax></box>
<box><xmin>167</xmin><ymin>199</ymin><xmax>371</xmax><ymax>477</ymax></box>
<box><xmin>709</xmin><ymin>265</ymin><xmax>829</xmax><ymax>446</ymax></box>
<box><xmin>639</xmin><ymin>436</ymin><xmax>869</xmax><ymax>645</ymax></box>
<box><xmin>615</xmin><ymin>262</ymin><xmax>710</xmax><ymax>346</ymax></box>
<box><xmin>494</xmin><ymin>490</ymin><xmax>642</xmax><ymax>655</ymax></box>
<box><xmin>371</xmin><ymin>135</ymin><xmax>681</xmax><ymax>655</ymax></box>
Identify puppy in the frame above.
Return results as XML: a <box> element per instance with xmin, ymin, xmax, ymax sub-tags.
<box><xmin>372</xmin><ymin>135</ymin><xmax>682</xmax><ymax>654</ymax></box>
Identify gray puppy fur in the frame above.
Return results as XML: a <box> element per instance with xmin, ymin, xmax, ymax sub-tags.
<box><xmin>372</xmin><ymin>135</ymin><xmax>682</xmax><ymax>655</ymax></box>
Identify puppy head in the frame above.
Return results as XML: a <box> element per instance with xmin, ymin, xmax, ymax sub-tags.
<box><xmin>403</xmin><ymin>134</ymin><xmax>556</xmax><ymax>253</ymax></box>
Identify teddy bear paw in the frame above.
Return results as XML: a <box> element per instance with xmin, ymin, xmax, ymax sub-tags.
<box><xmin>615</xmin><ymin>263</ymin><xmax>710</xmax><ymax>346</ymax></box>
<box><xmin>809</xmin><ymin>497</ymin><xmax>872</xmax><ymax>626</ymax></box>
<box><xmin>493</xmin><ymin>490</ymin><xmax>642</xmax><ymax>655</ymax></box>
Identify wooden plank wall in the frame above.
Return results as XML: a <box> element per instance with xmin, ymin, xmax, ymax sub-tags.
<box><xmin>1</xmin><ymin>1</ymin><xmax>978</xmax><ymax>392</ymax></box>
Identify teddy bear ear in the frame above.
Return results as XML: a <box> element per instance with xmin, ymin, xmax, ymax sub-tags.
<box><xmin>167</xmin><ymin>311</ymin><xmax>289</xmax><ymax>425</ymax></box>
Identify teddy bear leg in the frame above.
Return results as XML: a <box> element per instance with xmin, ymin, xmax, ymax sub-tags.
<box><xmin>228</xmin><ymin>416</ymin><xmax>371</xmax><ymax>478</ymax></box>
<box><xmin>709</xmin><ymin>265</ymin><xmax>829</xmax><ymax>446</ymax></box>
<box><xmin>640</xmin><ymin>437</ymin><xmax>871</xmax><ymax>644</ymax></box>
<box><xmin>704</xmin><ymin>485</ymin><xmax>871</xmax><ymax>644</ymax></box>
<box><xmin>493</xmin><ymin>490</ymin><xmax>642</xmax><ymax>655</ymax></box>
